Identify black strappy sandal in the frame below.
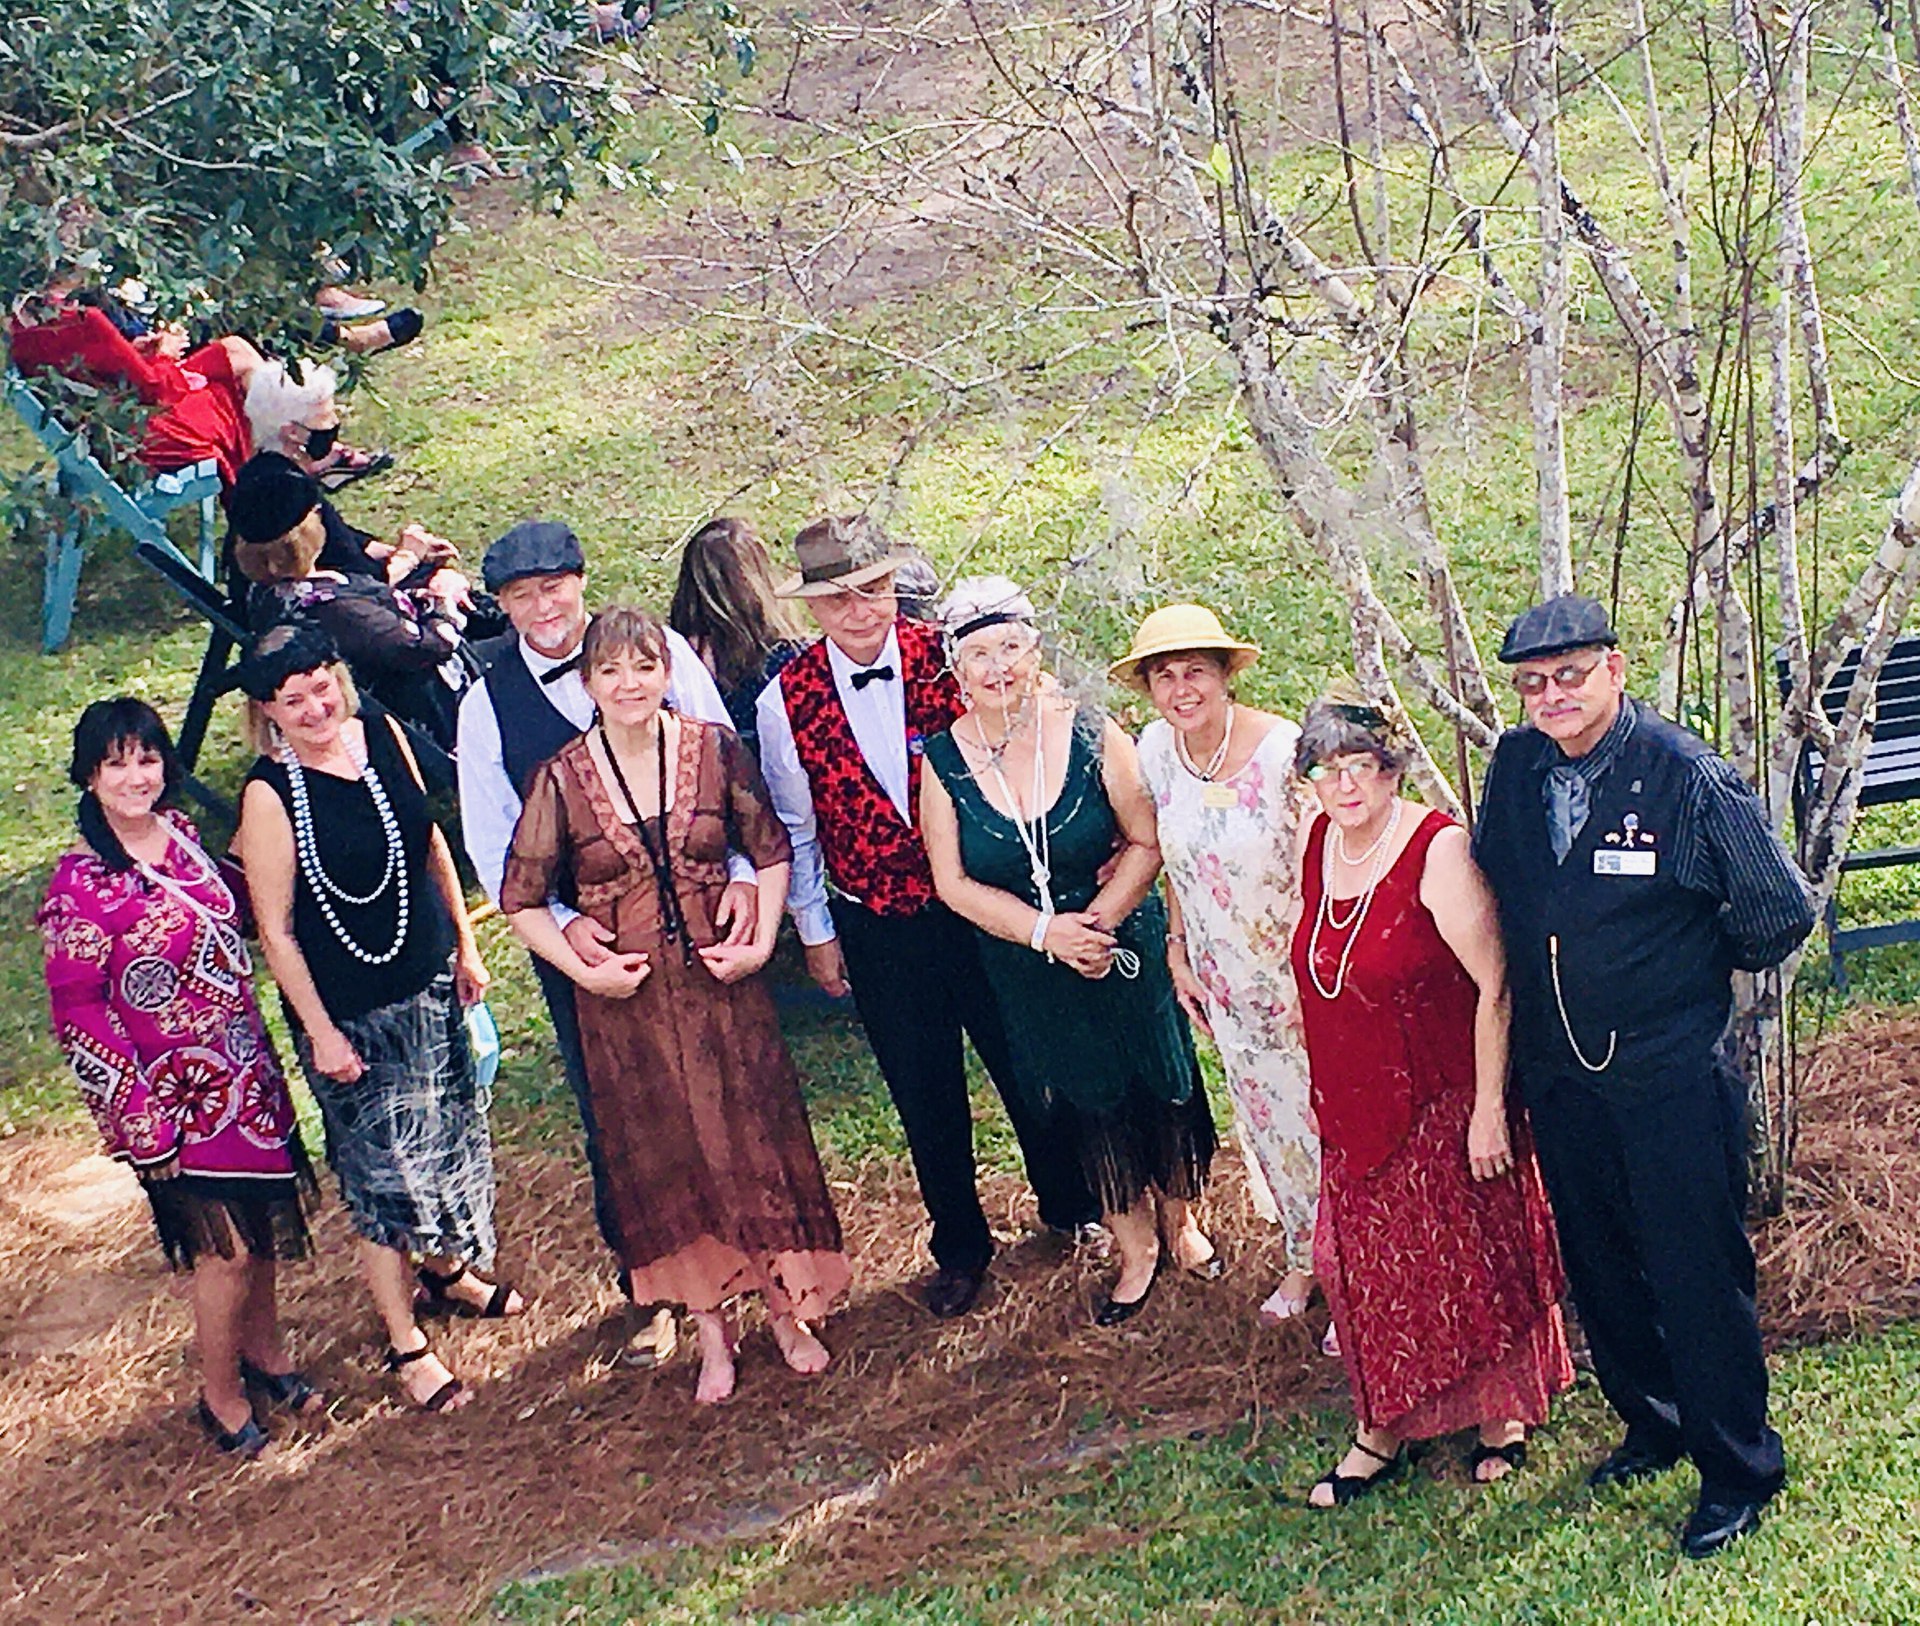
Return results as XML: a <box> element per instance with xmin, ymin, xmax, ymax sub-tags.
<box><xmin>1309</xmin><ymin>1437</ymin><xmax>1406</xmax><ymax>1507</ymax></box>
<box><xmin>239</xmin><ymin>1358</ymin><xmax>322</xmax><ymax>1415</ymax></box>
<box><xmin>385</xmin><ymin>1342</ymin><xmax>464</xmax><ymax>1412</ymax></box>
<box><xmin>197</xmin><ymin>1396</ymin><xmax>270</xmax><ymax>1458</ymax></box>
<box><xmin>1467</xmin><ymin>1438</ymin><xmax>1528</xmax><ymax>1483</ymax></box>
<box><xmin>416</xmin><ymin>1262</ymin><xmax>520</xmax><ymax>1319</ymax></box>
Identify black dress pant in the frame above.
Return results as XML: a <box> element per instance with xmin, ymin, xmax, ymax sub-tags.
<box><xmin>531</xmin><ymin>950</ymin><xmax>627</xmax><ymax>1263</ymax></box>
<box><xmin>832</xmin><ymin>896</ymin><xmax>1096</xmax><ymax>1272</ymax></box>
<box><xmin>1525</xmin><ymin>1061</ymin><xmax>1785</xmax><ymax>1505</ymax></box>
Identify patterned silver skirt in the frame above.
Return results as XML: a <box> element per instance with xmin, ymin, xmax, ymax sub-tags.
<box><xmin>295</xmin><ymin>967</ymin><xmax>498</xmax><ymax>1267</ymax></box>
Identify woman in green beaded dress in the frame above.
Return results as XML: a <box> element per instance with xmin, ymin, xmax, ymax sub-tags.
<box><xmin>920</xmin><ymin>577</ymin><xmax>1218</xmax><ymax>1326</ymax></box>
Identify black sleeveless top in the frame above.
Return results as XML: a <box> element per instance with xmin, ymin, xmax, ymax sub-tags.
<box><xmin>245</xmin><ymin>705</ymin><xmax>456</xmax><ymax>1022</ymax></box>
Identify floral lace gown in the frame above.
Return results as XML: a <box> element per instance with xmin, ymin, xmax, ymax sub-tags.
<box><xmin>1139</xmin><ymin>717</ymin><xmax>1318</xmax><ymax>1272</ymax></box>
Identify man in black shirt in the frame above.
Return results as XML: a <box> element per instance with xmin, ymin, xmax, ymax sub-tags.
<box><xmin>1472</xmin><ymin>594</ymin><xmax>1815</xmax><ymax>1561</ymax></box>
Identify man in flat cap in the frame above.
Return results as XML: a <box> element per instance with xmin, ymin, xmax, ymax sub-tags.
<box><xmin>1471</xmin><ymin>593</ymin><xmax>1814</xmax><ymax>1560</ymax></box>
<box><xmin>455</xmin><ymin>518</ymin><xmax>756</xmax><ymax>1367</ymax></box>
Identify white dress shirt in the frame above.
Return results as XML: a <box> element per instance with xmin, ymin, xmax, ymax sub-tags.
<box><xmin>457</xmin><ymin>624</ymin><xmax>747</xmax><ymax>927</ymax></box>
<box><xmin>754</xmin><ymin>627</ymin><xmax>909</xmax><ymax>947</ymax></box>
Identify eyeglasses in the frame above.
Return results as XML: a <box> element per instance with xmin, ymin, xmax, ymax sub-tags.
<box><xmin>1304</xmin><ymin>756</ymin><xmax>1385</xmax><ymax>784</ymax></box>
<box><xmin>1511</xmin><ymin>657</ymin><xmax>1607</xmax><ymax>698</ymax></box>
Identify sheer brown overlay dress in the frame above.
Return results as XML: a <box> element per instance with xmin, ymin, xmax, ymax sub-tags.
<box><xmin>502</xmin><ymin>721</ymin><xmax>850</xmax><ymax>1319</ymax></box>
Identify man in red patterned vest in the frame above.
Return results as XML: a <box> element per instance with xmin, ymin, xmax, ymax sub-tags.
<box><xmin>756</xmin><ymin>516</ymin><xmax>1095</xmax><ymax>1316</ymax></box>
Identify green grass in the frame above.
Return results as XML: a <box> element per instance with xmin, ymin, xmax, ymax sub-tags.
<box><xmin>492</xmin><ymin>1323</ymin><xmax>1920</xmax><ymax>1623</ymax></box>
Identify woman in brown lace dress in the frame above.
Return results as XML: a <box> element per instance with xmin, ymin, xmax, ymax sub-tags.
<box><xmin>502</xmin><ymin>606</ymin><xmax>849</xmax><ymax>1405</ymax></box>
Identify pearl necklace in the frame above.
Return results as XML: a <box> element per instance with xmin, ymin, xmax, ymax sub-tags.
<box><xmin>280</xmin><ymin>733</ymin><xmax>411</xmax><ymax>965</ymax></box>
<box><xmin>1305</xmin><ymin>801</ymin><xmax>1402</xmax><ymax>1001</ymax></box>
<box><xmin>980</xmin><ymin>712</ymin><xmax>1054</xmax><ymax>909</ymax></box>
<box><xmin>1175</xmin><ymin>703</ymin><xmax>1236</xmax><ymax>781</ymax></box>
<box><xmin>134</xmin><ymin>821</ymin><xmax>249</xmax><ymax>974</ymax></box>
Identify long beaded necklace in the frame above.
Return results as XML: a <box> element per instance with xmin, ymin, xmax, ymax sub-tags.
<box><xmin>136</xmin><ymin>820</ymin><xmax>250</xmax><ymax>974</ymax></box>
<box><xmin>1175</xmin><ymin>702</ymin><xmax>1236</xmax><ymax>781</ymax></box>
<box><xmin>979</xmin><ymin>709</ymin><xmax>1053</xmax><ymax>908</ymax></box>
<box><xmin>280</xmin><ymin>728</ymin><xmax>411</xmax><ymax>966</ymax></box>
<box><xmin>598</xmin><ymin>719</ymin><xmax>692</xmax><ymax>961</ymax></box>
<box><xmin>1305</xmin><ymin>801</ymin><xmax>1402</xmax><ymax>1001</ymax></box>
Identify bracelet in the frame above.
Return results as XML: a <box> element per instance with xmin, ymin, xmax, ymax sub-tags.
<box><xmin>1168</xmin><ymin>932</ymin><xmax>1187</xmax><ymax>944</ymax></box>
<box><xmin>1029</xmin><ymin>909</ymin><xmax>1054</xmax><ymax>952</ymax></box>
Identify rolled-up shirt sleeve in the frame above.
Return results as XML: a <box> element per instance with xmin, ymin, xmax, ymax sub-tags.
<box><xmin>1679</xmin><ymin>755</ymin><xmax>1817</xmax><ymax>970</ymax></box>
<box><xmin>455</xmin><ymin>680</ymin><xmax>580</xmax><ymax>927</ymax></box>
<box><xmin>754</xmin><ymin>675</ymin><xmax>835</xmax><ymax>945</ymax></box>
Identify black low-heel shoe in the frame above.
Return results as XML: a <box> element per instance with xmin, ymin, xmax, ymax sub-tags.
<box><xmin>1094</xmin><ymin>1257</ymin><xmax>1162</xmax><ymax>1326</ymax></box>
<box><xmin>239</xmin><ymin>1358</ymin><xmax>322</xmax><ymax>1414</ymax></box>
<box><xmin>197</xmin><ymin>1396</ymin><xmax>269</xmax><ymax>1459</ymax></box>
<box><xmin>1309</xmin><ymin>1438</ymin><xmax>1405</xmax><ymax>1507</ymax></box>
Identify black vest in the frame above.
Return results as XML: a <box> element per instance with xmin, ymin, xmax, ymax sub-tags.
<box><xmin>1475</xmin><ymin>701</ymin><xmax>1732</xmax><ymax>1092</ymax></box>
<box><xmin>481</xmin><ymin>638</ymin><xmax>583</xmax><ymax>800</ymax></box>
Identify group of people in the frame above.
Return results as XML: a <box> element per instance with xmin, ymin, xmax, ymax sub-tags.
<box><xmin>38</xmin><ymin>505</ymin><xmax>1814</xmax><ymax>1562</ymax></box>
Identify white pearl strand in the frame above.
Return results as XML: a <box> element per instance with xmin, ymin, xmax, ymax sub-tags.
<box><xmin>1305</xmin><ymin>800</ymin><xmax>1402</xmax><ymax>1001</ymax></box>
<box><xmin>280</xmin><ymin>733</ymin><xmax>411</xmax><ymax>966</ymax></box>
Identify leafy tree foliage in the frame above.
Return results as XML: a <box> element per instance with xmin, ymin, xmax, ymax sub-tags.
<box><xmin>0</xmin><ymin>0</ymin><xmax>678</xmax><ymax>336</ymax></box>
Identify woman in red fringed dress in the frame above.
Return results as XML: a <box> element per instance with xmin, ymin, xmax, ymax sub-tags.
<box><xmin>1289</xmin><ymin>695</ymin><xmax>1572</xmax><ymax>1507</ymax></box>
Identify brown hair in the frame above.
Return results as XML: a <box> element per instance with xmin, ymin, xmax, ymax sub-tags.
<box><xmin>581</xmin><ymin>605</ymin><xmax>670</xmax><ymax>677</ymax></box>
<box><xmin>232</xmin><ymin>509</ymin><xmax>327</xmax><ymax>585</ymax></box>
<box><xmin>668</xmin><ymin>517</ymin><xmax>802</xmax><ymax>690</ymax></box>
<box><xmin>1137</xmin><ymin>648</ymin><xmax>1233</xmax><ymax>687</ymax></box>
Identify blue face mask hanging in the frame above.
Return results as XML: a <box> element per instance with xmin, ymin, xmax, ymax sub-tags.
<box><xmin>465</xmin><ymin>1001</ymin><xmax>501</xmax><ymax>1105</ymax></box>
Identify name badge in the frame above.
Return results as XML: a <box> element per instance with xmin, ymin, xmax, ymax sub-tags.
<box><xmin>1594</xmin><ymin>850</ymin><xmax>1657</xmax><ymax>876</ymax></box>
<box><xmin>1202</xmin><ymin>782</ymin><xmax>1238</xmax><ymax>808</ymax></box>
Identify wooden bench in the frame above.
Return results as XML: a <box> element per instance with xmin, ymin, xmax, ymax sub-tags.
<box><xmin>1789</xmin><ymin>635</ymin><xmax>1920</xmax><ymax>991</ymax></box>
<box><xmin>4</xmin><ymin>367</ymin><xmax>221</xmax><ymax>651</ymax></box>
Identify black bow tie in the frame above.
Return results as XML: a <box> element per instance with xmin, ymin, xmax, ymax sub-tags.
<box><xmin>539</xmin><ymin>654</ymin><xmax>583</xmax><ymax>685</ymax></box>
<box><xmin>849</xmin><ymin>663</ymin><xmax>896</xmax><ymax>691</ymax></box>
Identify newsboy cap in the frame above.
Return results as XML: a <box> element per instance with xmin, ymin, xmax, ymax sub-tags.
<box><xmin>1498</xmin><ymin>593</ymin><xmax>1619</xmax><ymax>664</ymax></box>
<box><xmin>482</xmin><ymin>520</ymin><xmax>587</xmax><ymax>593</ymax></box>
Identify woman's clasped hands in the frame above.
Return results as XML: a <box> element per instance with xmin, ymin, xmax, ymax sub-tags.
<box><xmin>1044</xmin><ymin>909</ymin><xmax>1118</xmax><ymax>979</ymax></box>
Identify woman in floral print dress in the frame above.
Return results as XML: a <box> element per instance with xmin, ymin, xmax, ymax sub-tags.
<box><xmin>1115</xmin><ymin>607</ymin><xmax>1321</xmax><ymax>1324</ymax></box>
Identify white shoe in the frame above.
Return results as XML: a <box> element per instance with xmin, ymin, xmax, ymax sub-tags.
<box><xmin>1258</xmin><ymin>1282</ymin><xmax>1311</xmax><ymax>1325</ymax></box>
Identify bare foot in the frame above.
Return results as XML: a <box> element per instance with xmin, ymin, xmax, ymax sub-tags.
<box><xmin>769</xmin><ymin>1313</ymin><xmax>830</xmax><ymax>1376</ymax></box>
<box><xmin>691</xmin><ymin>1312</ymin><xmax>736</xmax><ymax>1405</ymax></box>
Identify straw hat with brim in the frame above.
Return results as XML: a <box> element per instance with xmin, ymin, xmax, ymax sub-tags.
<box><xmin>1109</xmin><ymin>604</ymin><xmax>1261</xmax><ymax>690</ymax></box>
<box><xmin>776</xmin><ymin>517</ymin><xmax>905</xmax><ymax>599</ymax></box>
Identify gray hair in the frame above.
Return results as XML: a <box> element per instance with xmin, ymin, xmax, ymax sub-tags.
<box><xmin>1295</xmin><ymin>698</ymin><xmax>1408</xmax><ymax>778</ymax></box>
<box><xmin>245</xmin><ymin>361</ymin><xmax>337</xmax><ymax>446</ymax></box>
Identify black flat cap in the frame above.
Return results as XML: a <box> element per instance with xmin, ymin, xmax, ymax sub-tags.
<box><xmin>1498</xmin><ymin>593</ymin><xmax>1619</xmax><ymax>664</ymax></box>
<box><xmin>482</xmin><ymin>520</ymin><xmax>586</xmax><ymax>592</ymax></box>
<box><xmin>229</xmin><ymin>452</ymin><xmax>321</xmax><ymax>544</ymax></box>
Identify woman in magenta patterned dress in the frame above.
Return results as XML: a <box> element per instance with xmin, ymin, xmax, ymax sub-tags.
<box><xmin>38</xmin><ymin>699</ymin><xmax>317</xmax><ymax>1458</ymax></box>
<box><xmin>1289</xmin><ymin>696</ymin><xmax>1571</xmax><ymax>1506</ymax></box>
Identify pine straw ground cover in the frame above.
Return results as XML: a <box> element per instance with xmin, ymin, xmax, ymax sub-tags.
<box><xmin>0</xmin><ymin>1013</ymin><xmax>1914</xmax><ymax>1625</ymax></box>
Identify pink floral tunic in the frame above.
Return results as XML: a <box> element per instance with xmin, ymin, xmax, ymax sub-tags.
<box><xmin>38</xmin><ymin>812</ymin><xmax>301</xmax><ymax>1178</ymax></box>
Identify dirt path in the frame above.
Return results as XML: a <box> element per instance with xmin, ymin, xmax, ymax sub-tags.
<box><xmin>0</xmin><ymin>1128</ymin><xmax>1333</xmax><ymax>1624</ymax></box>
<box><xmin>2</xmin><ymin>1001</ymin><xmax>1914</xmax><ymax>1623</ymax></box>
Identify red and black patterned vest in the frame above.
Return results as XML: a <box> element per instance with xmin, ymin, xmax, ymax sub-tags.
<box><xmin>779</xmin><ymin>619</ymin><xmax>964</xmax><ymax>918</ymax></box>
